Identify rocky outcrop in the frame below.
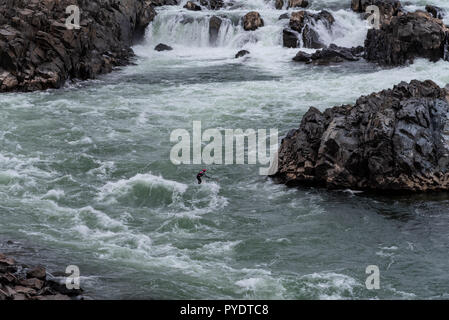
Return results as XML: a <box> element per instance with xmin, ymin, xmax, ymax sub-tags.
<box><xmin>0</xmin><ymin>0</ymin><xmax>156</xmax><ymax>92</ymax></box>
<box><xmin>272</xmin><ymin>80</ymin><xmax>449</xmax><ymax>193</ymax></box>
<box><xmin>154</xmin><ymin>43</ymin><xmax>173</xmax><ymax>51</ymax></box>
<box><xmin>0</xmin><ymin>252</ymin><xmax>83</xmax><ymax>300</ymax></box>
<box><xmin>243</xmin><ymin>11</ymin><xmax>264</xmax><ymax>31</ymax></box>
<box><xmin>283</xmin><ymin>10</ymin><xmax>335</xmax><ymax>49</ymax></box>
<box><xmin>365</xmin><ymin>11</ymin><xmax>449</xmax><ymax>66</ymax></box>
<box><xmin>293</xmin><ymin>44</ymin><xmax>364</xmax><ymax>64</ymax></box>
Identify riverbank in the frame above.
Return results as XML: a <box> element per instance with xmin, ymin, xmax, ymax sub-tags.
<box><xmin>0</xmin><ymin>248</ymin><xmax>83</xmax><ymax>300</ymax></box>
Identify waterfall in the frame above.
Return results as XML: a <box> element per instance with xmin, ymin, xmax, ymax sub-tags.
<box><xmin>142</xmin><ymin>1</ymin><xmax>370</xmax><ymax>53</ymax></box>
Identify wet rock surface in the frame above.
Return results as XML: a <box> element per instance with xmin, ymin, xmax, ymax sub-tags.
<box><xmin>0</xmin><ymin>252</ymin><xmax>83</xmax><ymax>300</ymax></box>
<box><xmin>243</xmin><ymin>11</ymin><xmax>264</xmax><ymax>31</ymax></box>
<box><xmin>293</xmin><ymin>44</ymin><xmax>364</xmax><ymax>64</ymax></box>
<box><xmin>364</xmin><ymin>11</ymin><xmax>449</xmax><ymax>66</ymax></box>
<box><xmin>283</xmin><ymin>10</ymin><xmax>335</xmax><ymax>49</ymax></box>
<box><xmin>0</xmin><ymin>0</ymin><xmax>156</xmax><ymax>92</ymax></box>
<box><xmin>154</xmin><ymin>43</ymin><xmax>173</xmax><ymax>51</ymax></box>
<box><xmin>273</xmin><ymin>80</ymin><xmax>449</xmax><ymax>193</ymax></box>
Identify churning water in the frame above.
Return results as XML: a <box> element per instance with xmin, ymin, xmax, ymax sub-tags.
<box><xmin>1</xmin><ymin>0</ymin><xmax>449</xmax><ymax>299</ymax></box>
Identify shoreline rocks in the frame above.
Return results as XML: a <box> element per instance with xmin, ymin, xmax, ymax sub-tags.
<box><xmin>272</xmin><ymin>80</ymin><xmax>449</xmax><ymax>193</ymax></box>
<box><xmin>0</xmin><ymin>0</ymin><xmax>156</xmax><ymax>92</ymax></box>
<box><xmin>0</xmin><ymin>252</ymin><xmax>83</xmax><ymax>300</ymax></box>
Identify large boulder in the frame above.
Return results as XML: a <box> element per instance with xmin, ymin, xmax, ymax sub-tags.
<box><xmin>272</xmin><ymin>80</ymin><xmax>449</xmax><ymax>192</ymax></box>
<box><xmin>365</xmin><ymin>11</ymin><xmax>449</xmax><ymax>66</ymax></box>
<box><xmin>243</xmin><ymin>11</ymin><xmax>264</xmax><ymax>31</ymax></box>
<box><xmin>0</xmin><ymin>0</ymin><xmax>156</xmax><ymax>92</ymax></box>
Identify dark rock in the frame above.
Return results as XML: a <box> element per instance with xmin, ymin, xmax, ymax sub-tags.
<box><xmin>209</xmin><ymin>16</ymin><xmax>222</xmax><ymax>45</ymax></box>
<box><xmin>275</xmin><ymin>0</ymin><xmax>284</xmax><ymax>10</ymax></box>
<box><xmin>184</xmin><ymin>1</ymin><xmax>201</xmax><ymax>11</ymax></box>
<box><xmin>26</xmin><ymin>266</ymin><xmax>46</xmax><ymax>280</ymax></box>
<box><xmin>293</xmin><ymin>44</ymin><xmax>363</xmax><ymax>64</ymax></box>
<box><xmin>426</xmin><ymin>5</ymin><xmax>445</xmax><ymax>20</ymax></box>
<box><xmin>283</xmin><ymin>29</ymin><xmax>299</xmax><ymax>48</ymax></box>
<box><xmin>150</xmin><ymin>0</ymin><xmax>179</xmax><ymax>6</ymax></box>
<box><xmin>288</xmin><ymin>0</ymin><xmax>309</xmax><ymax>9</ymax></box>
<box><xmin>273</xmin><ymin>80</ymin><xmax>449</xmax><ymax>192</ymax></box>
<box><xmin>351</xmin><ymin>0</ymin><xmax>403</xmax><ymax>25</ymax></box>
<box><xmin>200</xmin><ymin>0</ymin><xmax>224</xmax><ymax>10</ymax></box>
<box><xmin>154</xmin><ymin>43</ymin><xmax>173</xmax><ymax>51</ymax></box>
<box><xmin>286</xmin><ymin>10</ymin><xmax>335</xmax><ymax>49</ymax></box>
<box><xmin>279</xmin><ymin>13</ymin><xmax>290</xmax><ymax>20</ymax></box>
<box><xmin>243</xmin><ymin>11</ymin><xmax>264</xmax><ymax>31</ymax></box>
<box><xmin>292</xmin><ymin>51</ymin><xmax>312</xmax><ymax>63</ymax></box>
<box><xmin>365</xmin><ymin>11</ymin><xmax>449</xmax><ymax>66</ymax></box>
<box><xmin>235</xmin><ymin>50</ymin><xmax>250</xmax><ymax>58</ymax></box>
<box><xmin>0</xmin><ymin>0</ymin><xmax>156</xmax><ymax>92</ymax></box>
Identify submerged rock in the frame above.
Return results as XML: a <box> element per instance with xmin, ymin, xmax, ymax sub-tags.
<box><xmin>365</xmin><ymin>11</ymin><xmax>449</xmax><ymax>66</ymax></box>
<box><xmin>272</xmin><ymin>80</ymin><xmax>449</xmax><ymax>193</ymax></box>
<box><xmin>243</xmin><ymin>11</ymin><xmax>264</xmax><ymax>31</ymax></box>
<box><xmin>209</xmin><ymin>16</ymin><xmax>222</xmax><ymax>45</ymax></box>
<box><xmin>0</xmin><ymin>0</ymin><xmax>156</xmax><ymax>93</ymax></box>
<box><xmin>235</xmin><ymin>50</ymin><xmax>250</xmax><ymax>58</ymax></box>
<box><xmin>154</xmin><ymin>43</ymin><xmax>173</xmax><ymax>51</ymax></box>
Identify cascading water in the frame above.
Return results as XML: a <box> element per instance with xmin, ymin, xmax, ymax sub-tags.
<box><xmin>2</xmin><ymin>0</ymin><xmax>449</xmax><ymax>300</ymax></box>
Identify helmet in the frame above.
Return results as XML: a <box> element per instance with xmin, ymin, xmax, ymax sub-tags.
<box><xmin>202</xmin><ymin>169</ymin><xmax>207</xmax><ymax>172</ymax></box>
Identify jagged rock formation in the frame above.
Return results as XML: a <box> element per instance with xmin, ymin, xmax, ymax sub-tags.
<box><xmin>351</xmin><ymin>0</ymin><xmax>403</xmax><ymax>24</ymax></box>
<box><xmin>365</xmin><ymin>11</ymin><xmax>449</xmax><ymax>66</ymax></box>
<box><xmin>293</xmin><ymin>44</ymin><xmax>364</xmax><ymax>64</ymax></box>
<box><xmin>0</xmin><ymin>0</ymin><xmax>156</xmax><ymax>92</ymax></box>
<box><xmin>283</xmin><ymin>10</ymin><xmax>334</xmax><ymax>49</ymax></box>
<box><xmin>272</xmin><ymin>80</ymin><xmax>449</xmax><ymax>193</ymax></box>
<box><xmin>1</xmin><ymin>252</ymin><xmax>83</xmax><ymax>300</ymax></box>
